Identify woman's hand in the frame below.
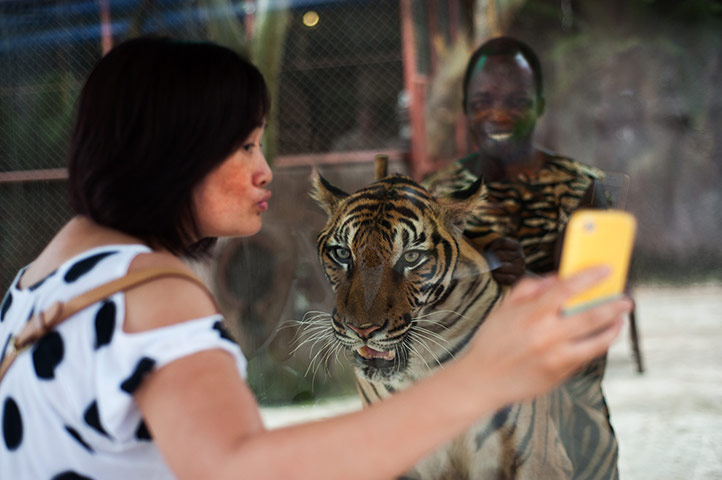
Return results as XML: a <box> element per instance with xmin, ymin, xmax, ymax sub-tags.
<box><xmin>461</xmin><ymin>267</ymin><xmax>632</xmax><ymax>406</ymax></box>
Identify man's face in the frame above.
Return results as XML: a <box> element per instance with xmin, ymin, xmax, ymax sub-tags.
<box><xmin>465</xmin><ymin>53</ymin><xmax>542</xmax><ymax>159</ymax></box>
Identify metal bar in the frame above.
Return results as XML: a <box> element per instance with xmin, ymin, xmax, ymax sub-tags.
<box><xmin>272</xmin><ymin>149</ymin><xmax>405</xmax><ymax>169</ymax></box>
<box><xmin>99</xmin><ymin>0</ymin><xmax>113</xmax><ymax>55</ymax></box>
<box><xmin>0</xmin><ymin>169</ymin><xmax>69</xmax><ymax>184</ymax></box>
<box><xmin>0</xmin><ymin>150</ymin><xmax>407</xmax><ymax>184</ymax></box>
<box><xmin>400</xmin><ymin>0</ymin><xmax>429</xmax><ymax>181</ymax></box>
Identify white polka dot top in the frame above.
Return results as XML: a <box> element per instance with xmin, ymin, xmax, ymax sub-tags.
<box><xmin>0</xmin><ymin>245</ymin><xmax>247</xmax><ymax>479</ymax></box>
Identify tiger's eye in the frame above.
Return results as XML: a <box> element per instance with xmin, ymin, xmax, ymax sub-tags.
<box><xmin>335</xmin><ymin>247</ymin><xmax>351</xmax><ymax>259</ymax></box>
<box><xmin>403</xmin><ymin>251</ymin><xmax>420</xmax><ymax>263</ymax></box>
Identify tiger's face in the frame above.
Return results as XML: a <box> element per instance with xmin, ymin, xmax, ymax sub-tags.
<box><xmin>311</xmin><ymin>173</ymin><xmax>487</xmax><ymax>382</ymax></box>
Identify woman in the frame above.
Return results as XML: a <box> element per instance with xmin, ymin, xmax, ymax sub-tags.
<box><xmin>0</xmin><ymin>36</ymin><xmax>631</xmax><ymax>480</ymax></box>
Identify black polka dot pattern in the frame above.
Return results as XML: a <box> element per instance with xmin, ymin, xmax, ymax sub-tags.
<box><xmin>64</xmin><ymin>425</ymin><xmax>94</xmax><ymax>453</ymax></box>
<box><xmin>2</xmin><ymin>396</ymin><xmax>23</xmax><ymax>450</ymax></box>
<box><xmin>120</xmin><ymin>357</ymin><xmax>156</xmax><ymax>394</ymax></box>
<box><xmin>52</xmin><ymin>471</ymin><xmax>95</xmax><ymax>480</ymax></box>
<box><xmin>94</xmin><ymin>301</ymin><xmax>116</xmax><ymax>349</ymax></box>
<box><xmin>32</xmin><ymin>331</ymin><xmax>64</xmax><ymax>380</ymax></box>
<box><xmin>0</xmin><ymin>292</ymin><xmax>12</xmax><ymax>322</ymax></box>
<box><xmin>1</xmin><ymin>335</ymin><xmax>11</xmax><ymax>364</ymax></box>
<box><xmin>135</xmin><ymin>420</ymin><xmax>152</xmax><ymax>441</ymax></box>
<box><xmin>1</xmin><ymin>246</ymin><xmax>249</xmax><ymax>477</ymax></box>
<box><xmin>213</xmin><ymin>320</ymin><xmax>235</xmax><ymax>343</ymax></box>
<box><xmin>64</xmin><ymin>251</ymin><xmax>117</xmax><ymax>283</ymax></box>
<box><xmin>83</xmin><ymin>401</ymin><xmax>109</xmax><ymax>438</ymax></box>
<box><xmin>27</xmin><ymin>270</ymin><xmax>56</xmax><ymax>291</ymax></box>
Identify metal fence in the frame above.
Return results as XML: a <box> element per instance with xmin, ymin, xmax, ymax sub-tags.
<box><xmin>0</xmin><ymin>0</ymin><xmax>409</xmax><ymax>293</ymax></box>
<box><xmin>276</xmin><ymin>1</ymin><xmax>406</xmax><ymax>155</ymax></box>
<box><xmin>3</xmin><ymin>0</ymin><xmax>722</xmax><ymax>404</ymax></box>
<box><xmin>0</xmin><ymin>0</ymin><xmax>416</xmax><ymax>404</ymax></box>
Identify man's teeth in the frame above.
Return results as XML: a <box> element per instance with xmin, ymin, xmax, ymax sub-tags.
<box><xmin>488</xmin><ymin>132</ymin><xmax>513</xmax><ymax>141</ymax></box>
<box><xmin>357</xmin><ymin>346</ymin><xmax>395</xmax><ymax>361</ymax></box>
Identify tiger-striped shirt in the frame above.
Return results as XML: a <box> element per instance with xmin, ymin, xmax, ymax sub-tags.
<box><xmin>423</xmin><ymin>151</ymin><xmax>605</xmax><ymax>274</ymax></box>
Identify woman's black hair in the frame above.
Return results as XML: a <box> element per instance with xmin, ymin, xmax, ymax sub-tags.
<box><xmin>67</xmin><ymin>36</ymin><xmax>269</xmax><ymax>258</ymax></box>
<box><xmin>461</xmin><ymin>36</ymin><xmax>543</xmax><ymax>112</ymax></box>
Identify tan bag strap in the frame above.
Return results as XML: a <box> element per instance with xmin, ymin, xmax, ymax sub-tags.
<box><xmin>0</xmin><ymin>267</ymin><xmax>213</xmax><ymax>383</ymax></box>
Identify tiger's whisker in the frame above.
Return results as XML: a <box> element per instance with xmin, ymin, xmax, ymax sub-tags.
<box><xmin>412</xmin><ymin>329</ymin><xmax>456</xmax><ymax>360</ymax></box>
<box><xmin>306</xmin><ymin>339</ymin><xmax>333</xmax><ymax>378</ymax></box>
<box><xmin>413</xmin><ymin>309</ymin><xmax>469</xmax><ymax>321</ymax></box>
<box><xmin>407</xmin><ymin>332</ymin><xmax>443</xmax><ymax>369</ymax></box>
<box><xmin>413</xmin><ymin>325</ymin><xmax>452</xmax><ymax>345</ymax></box>
<box><xmin>404</xmin><ymin>333</ymin><xmax>433</xmax><ymax>373</ymax></box>
<box><xmin>290</xmin><ymin>331</ymin><xmax>326</xmax><ymax>355</ymax></box>
<box><xmin>293</xmin><ymin>328</ymin><xmax>333</xmax><ymax>357</ymax></box>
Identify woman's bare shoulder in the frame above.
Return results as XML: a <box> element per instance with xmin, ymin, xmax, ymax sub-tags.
<box><xmin>123</xmin><ymin>251</ymin><xmax>219</xmax><ymax>333</ymax></box>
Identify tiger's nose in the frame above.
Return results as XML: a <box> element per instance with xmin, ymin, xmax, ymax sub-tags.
<box><xmin>346</xmin><ymin>322</ymin><xmax>382</xmax><ymax>339</ymax></box>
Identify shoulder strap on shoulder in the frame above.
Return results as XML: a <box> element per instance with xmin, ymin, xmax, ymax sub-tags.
<box><xmin>0</xmin><ymin>267</ymin><xmax>214</xmax><ymax>383</ymax></box>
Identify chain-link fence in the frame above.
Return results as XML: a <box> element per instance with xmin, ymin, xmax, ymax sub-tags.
<box><xmin>0</xmin><ymin>0</ymin><xmax>408</xmax><ymax>288</ymax></box>
<box><xmin>277</xmin><ymin>1</ymin><xmax>405</xmax><ymax>154</ymax></box>
<box><xmin>3</xmin><ymin>0</ymin><xmax>722</xmax><ymax>407</ymax></box>
<box><xmin>1</xmin><ymin>1</ymin><xmax>95</xmax><ymax>292</ymax></box>
<box><xmin>0</xmin><ymin>0</ymin><xmax>413</xmax><ymax>405</ymax></box>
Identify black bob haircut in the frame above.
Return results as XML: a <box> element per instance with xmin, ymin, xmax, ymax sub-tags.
<box><xmin>461</xmin><ymin>36</ymin><xmax>544</xmax><ymax>112</ymax></box>
<box><xmin>67</xmin><ymin>36</ymin><xmax>269</xmax><ymax>258</ymax></box>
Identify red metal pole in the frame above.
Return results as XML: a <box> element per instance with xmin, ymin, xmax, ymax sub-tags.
<box><xmin>244</xmin><ymin>0</ymin><xmax>256</xmax><ymax>40</ymax></box>
<box><xmin>449</xmin><ymin>0</ymin><xmax>468</xmax><ymax>158</ymax></box>
<box><xmin>400</xmin><ymin>0</ymin><xmax>430</xmax><ymax>181</ymax></box>
<box><xmin>99</xmin><ymin>0</ymin><xmax>113</xmax><ymax>55</ymax></box>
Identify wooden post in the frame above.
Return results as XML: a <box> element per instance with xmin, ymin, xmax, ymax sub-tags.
<box><xmin>374</xmin><ymin>154</ymin><xmax>389</xmax><ymax>180</ymax></box>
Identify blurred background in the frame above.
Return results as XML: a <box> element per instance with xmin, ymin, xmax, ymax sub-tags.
<box><xmin>1</xmin><ymin>1</ymin><xmax>721</xmax><ymax>476</ymax></box>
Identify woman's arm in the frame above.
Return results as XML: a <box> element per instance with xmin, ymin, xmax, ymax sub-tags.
<box><xmin>135</xmin><ymin>266</ymin><xmax>631</xmax><ymax>480</ymax></box>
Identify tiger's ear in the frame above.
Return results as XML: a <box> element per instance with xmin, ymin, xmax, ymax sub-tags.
<box><xmin>438</xmin><ymin>177</ymin><xmax>485</xmax><ymax>236</ymax></box>
<box><xmin>310</xmin><ymin>168</ymin><xmax>349</xmax><ymax>216</ymax></box>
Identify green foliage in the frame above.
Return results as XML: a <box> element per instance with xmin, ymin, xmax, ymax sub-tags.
<box><xmin>203</xmin><ymin>0</ymin><xmax>250</xmax><ymax>55</ymax></box>
<box><xmin>0</xmin><ymin>70</ymin><xmax>78</xmax><ymax>171</ymax></box>
<box><xmin>251</xmin><ymin>0</ymin><xmax>291</xmax><ymax>164</ymax></box>
<box><xmin>247</xmin><ymin>349</ymin><xmax>357</xmax><ymax>406</ymax></box>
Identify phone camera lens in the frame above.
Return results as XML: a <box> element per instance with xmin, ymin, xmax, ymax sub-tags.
<box><xmin>584</xmin><ymin>222</ymin><xmax>595</xmax><ymax>232</ymax></box>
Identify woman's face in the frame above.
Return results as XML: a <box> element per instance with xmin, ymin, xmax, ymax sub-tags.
<box><xmin>193</xmin><ymin>125</ymin><xmax>272</xmax><ymax>238</ymax></box>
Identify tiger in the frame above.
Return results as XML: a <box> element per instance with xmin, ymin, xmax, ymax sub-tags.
<box><xmin>307</xmin><ymin>170</ymin><xmax>619</xmax><ymax>479</ymax></box>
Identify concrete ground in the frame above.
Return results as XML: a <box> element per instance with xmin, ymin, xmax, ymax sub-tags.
<box><xmin>604</xmin><ymin>284</ymin><xmax>722</xmax><ymax>479</ymax></box>
<box><xmin>261</xmin><ymin>284</ymin><xmax>722</xmax><ymax>479</ymax></box>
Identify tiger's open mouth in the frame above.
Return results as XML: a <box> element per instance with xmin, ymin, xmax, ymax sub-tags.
<box><xmin>356</xmin><ymin>346</ymin><xmax>395</xmax><ymax>361</ymax></box>
<box><xmin>353</xmin><ymin>344</ymin><xmax>408</xmax><ymax>380</ymax></box>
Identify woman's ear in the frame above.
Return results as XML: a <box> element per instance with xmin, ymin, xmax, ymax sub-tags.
<box><xmin>309</xmin><ymin>168</ymin><xmax>349</xmax><ymax>217</ymax></box>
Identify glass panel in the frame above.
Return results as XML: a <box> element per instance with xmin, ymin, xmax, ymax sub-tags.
<box><xmin>1</xmin><ymin>1</ymin><xmax>719</xmax><ymax>477</ymax></box>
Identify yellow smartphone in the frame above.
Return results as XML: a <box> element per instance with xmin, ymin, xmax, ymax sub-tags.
<box><xmin>559</xmin><ymin>209</ymin><xmax>637</xmax><ymax>314</ymax></box>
